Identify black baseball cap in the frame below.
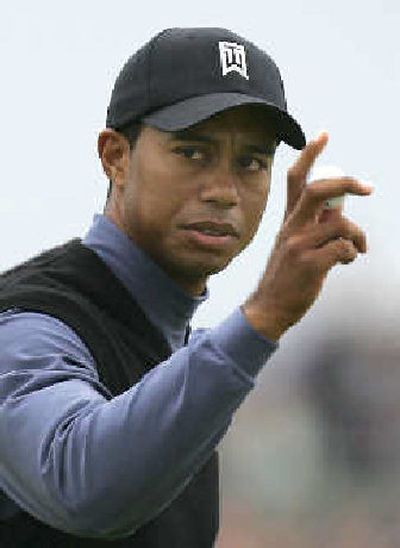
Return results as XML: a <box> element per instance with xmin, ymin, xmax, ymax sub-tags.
<box><xmin>106</xmin><ymin>27</ymin><xmax>306</xmax><ymax>149</ymax></box>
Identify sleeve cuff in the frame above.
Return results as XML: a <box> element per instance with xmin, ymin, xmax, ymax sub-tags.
<box><xmin>209</xmin><ymin>307</ymin><xmax>279</xmax><ymax>378</ymax></box>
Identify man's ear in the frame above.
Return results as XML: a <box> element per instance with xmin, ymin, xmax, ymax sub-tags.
<box><xmin>98</xmin><ymin>129</ymin><xmax>131</xmax><ymax>189</ymax></box>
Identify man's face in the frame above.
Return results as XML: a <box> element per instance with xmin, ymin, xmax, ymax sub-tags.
<box><xmin>115</xmin><ymin>105</ymin><xmax>277</xmax><ymax>294</ymax></box>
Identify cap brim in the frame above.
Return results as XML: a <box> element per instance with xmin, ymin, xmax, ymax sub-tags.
<box><xmin>143</xmin><ymin>93</ymin><xmax>306</xmax><ymax>150</ymax></box>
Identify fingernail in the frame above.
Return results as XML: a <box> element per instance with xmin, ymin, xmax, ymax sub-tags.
<box><xmin>315</xmin><ymin>130</ymin><xmax>329</xmax><ymax>142</ymax></box>
<box><xmin>362</xmin><ymin>181</ymin><xmax>374</xmax><ymax>192</ymax></box>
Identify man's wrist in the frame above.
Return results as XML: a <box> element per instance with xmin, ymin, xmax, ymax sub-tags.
<box><xmin>241</xmin><ymin>303</ymin><xmax>289</xmax><ymax>343</ymax></box>
<box><xmin>208</xmin><ymin>308</ymin><xmax>278</xmax><ymax>378</ymax></box>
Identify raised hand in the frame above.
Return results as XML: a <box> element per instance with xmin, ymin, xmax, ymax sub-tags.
<box><xmin>242</xmin><ymin>132</ymin><xmax>373</xmax><ymax>341</ymax></box>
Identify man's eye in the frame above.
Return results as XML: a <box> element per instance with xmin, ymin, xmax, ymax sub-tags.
<box><xmin>175</xmin><ymin>147</ymin><xmax>205</xmax><ymax>161</ymax></box>
<box><xmin>238</xmin><ymin>156</ymin><xmax>268</xmax><ymax>172</ymax></box>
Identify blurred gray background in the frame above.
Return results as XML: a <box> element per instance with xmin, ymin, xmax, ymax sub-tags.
<box><xmin>1</xmin><ymin>1</ymin><xmax>399</xmax><ymax>545</ymax></box>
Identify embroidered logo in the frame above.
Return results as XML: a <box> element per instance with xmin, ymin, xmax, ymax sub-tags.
<box><xmin>218</xmin><ymin>41</ymin><xmax>249</xmax><ymax>80</ymax></box>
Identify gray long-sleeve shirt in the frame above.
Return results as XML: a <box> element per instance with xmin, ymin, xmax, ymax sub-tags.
<box><xmin>0</xmin><ymin>214</ymin><xmax>277</xmax><ymax>538</ymax></box>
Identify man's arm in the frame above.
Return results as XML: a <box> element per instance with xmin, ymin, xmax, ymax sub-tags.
<box><xmin>0</xmin><ymin>308</ymin><xmax>275</xmax><ymax>538</ymax></box>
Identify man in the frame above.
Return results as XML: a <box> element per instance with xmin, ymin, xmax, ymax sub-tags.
<box><xmin>0</xmin><ymin>27</ymin><xmax>372</xmax><ymax>546</ymax></box>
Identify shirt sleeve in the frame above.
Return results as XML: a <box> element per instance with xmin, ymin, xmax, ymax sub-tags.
<box><xmin>0</xmin><ymin>307</ymin><xmax>277</xmax><ymax>538</ymax></box>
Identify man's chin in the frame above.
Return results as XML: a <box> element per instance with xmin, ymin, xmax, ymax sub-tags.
<box><xmin>165</xmin><ymin>253</ymin><xmax>234</xmax><ymax>286</ymax></box>
<box><xmin>183</xmin><ymin>255</ymin><xmax>234</xmax><ymax>279</ymax></box>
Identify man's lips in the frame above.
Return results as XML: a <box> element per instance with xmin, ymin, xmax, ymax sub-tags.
<box><xmin>179</xmin><ymin>221</ymin><xmax>240</xmax><ymax>250</ymax></box>
<box><xmin>180</xmin><ymin>221</ymin><xmax>239</xmax><ymax>238</ymax></box>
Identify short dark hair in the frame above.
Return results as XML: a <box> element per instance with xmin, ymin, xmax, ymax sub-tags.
<box><xmin>106</xmin><ymin>122</ymin><xmax>143</xmax><ymax>201</ymax></box>
<box><xmin>117</xmin><ymin>122</ymin><xmax>143</xmax><ymax>147</ymax></box>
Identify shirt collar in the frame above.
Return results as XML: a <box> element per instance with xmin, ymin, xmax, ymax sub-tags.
<box><xmin>83</xmin><ymin>214</ymin><xmax>207</xmax><ymax>351</ymax></box>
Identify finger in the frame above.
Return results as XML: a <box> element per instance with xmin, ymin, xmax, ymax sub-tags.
<box><xmin>289</xmin><ymin>177</ymin><xmax>373</xmax><ymax>228</ymax></box>
<box><xmin>285</xmin><ymin>131</ymin><xmax>329</xmax><ymax>218</ymax></box>
<box><xmin>323</xmin><ymin>238</ymin><xmax>358</xmax><ymax>266</ymax></box>
<box><xmin>302</xmin><ymin>216</ymin><xmax>368</xmax><ymax>253</ymax></box>
<box><xmin>302</xmin><ymin>238</ymin><xmax>358</xmax><ymax>273</ymax></box>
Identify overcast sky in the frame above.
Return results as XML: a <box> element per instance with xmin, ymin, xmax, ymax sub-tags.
<box><xmin>0</xmin><ymin>0</ymin><xmax>398</xmax><ymax>335</ymax></box>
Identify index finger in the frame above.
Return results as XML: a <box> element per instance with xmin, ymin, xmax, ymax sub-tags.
<box><xmin>285</xmin><ymin>131</ymin><xmax>329</xmax><ymax>219</ymax></box>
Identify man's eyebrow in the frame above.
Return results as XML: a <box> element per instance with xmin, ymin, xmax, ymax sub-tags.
<box><xmin>170</xmin><ymin>131</ymin><xmax>276</xmax><ymax>154</ymax></box>
<box><xmin>243</xmin><ymin>144</ymin><xmax>276</xmax><ymax>156</ymax></box>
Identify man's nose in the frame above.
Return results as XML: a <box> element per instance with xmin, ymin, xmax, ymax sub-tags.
<box><xmin>199</xmin><ymin>162</ymin><xmax>240</xmax><ymax>208</ymax></box>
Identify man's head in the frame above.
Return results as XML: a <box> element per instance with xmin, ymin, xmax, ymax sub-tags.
<box><xmin>98</xmin><ymin>27</ymin><xmax>305</xmax><ymax>295</ymax></box>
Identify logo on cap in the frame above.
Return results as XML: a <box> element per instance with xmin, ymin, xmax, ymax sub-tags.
<box><xmin>218</xmin><ymin>41</ymin><xmax>249</xmax><ymax>80</ymax></box>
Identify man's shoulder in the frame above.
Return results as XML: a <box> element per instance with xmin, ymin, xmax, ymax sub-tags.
<box><xmin>0</xmin><ymin>309</ymin><xmax>96</xmax><ymax>375</ymax></box>
<box><xmin>0</xmin><ymin>239</ymin><xmax>82</xmax><ymax>282</ymax></box>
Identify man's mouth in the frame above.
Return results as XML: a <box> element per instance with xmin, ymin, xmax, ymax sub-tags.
<box><xmin>182</xmin><ymin>222</ymin><xmax>239</xmax><ymax>237</ymax></box>
<box><xmin>180</xmin><ymin>222</ymin><xmax>239</xmax><ymax>249</ymax></box>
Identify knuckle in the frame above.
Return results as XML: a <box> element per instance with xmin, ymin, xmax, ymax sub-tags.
<box><xmin>287</xmin><ymin>166</ymin><xmax>298</xmax><ymax>182</ymax></box>
<box><xmin>284</xmin><ymin>235</ymin><xmax>303</xmax><ymax>257</ymax></box>
<box><xmin>298</xmin><ymin>252</ymin><xmax>319</xmax><ymax>272</ymax></box>
<box><xmin>339</xmin><ymin>216</ymin><xmax>356</xmax><ymax>231</ymax></box>
<box><xmin>303</xmin><ymin>183</ymin><xmax>319</xmax><ymax>202</ymax></box>
<box><xmin>339</xmin><ymin>220</ymin><xmax>365</xmax><ymax>249</ymax></box>
<box><xmin>333</xmin><ymin>217</ymin><xmax>361</xmax><ymax>239</ymax></box>
<box><xmin>287</xmin><ymin>164</ymin><xmax>306</xmax><ymax>184</ymax></box>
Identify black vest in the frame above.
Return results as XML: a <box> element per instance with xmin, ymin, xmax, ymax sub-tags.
<box><xmin>0</xmin><ymin>239</ymin><xmax>219</xmax><ymax>547</ymax></box>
